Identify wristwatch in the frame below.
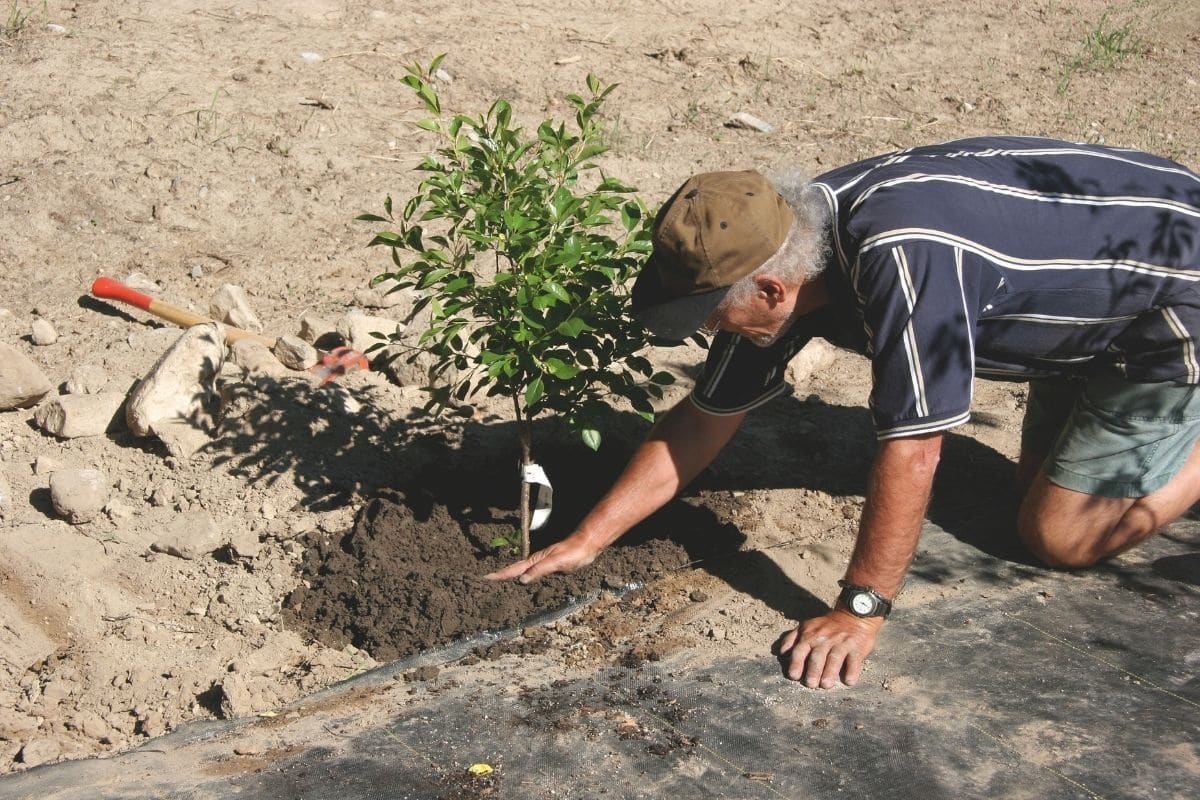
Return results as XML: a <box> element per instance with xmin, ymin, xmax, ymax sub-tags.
<box><xmin>837</xmin><ymin>580</ymin><xmax>893</xmax><ymax>618</ymax></box>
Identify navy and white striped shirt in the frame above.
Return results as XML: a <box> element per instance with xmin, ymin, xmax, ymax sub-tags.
<box><xmin>692</xmin><ymin>136</ymin><xmax>1200</xmax><ymax>439</ymax></box>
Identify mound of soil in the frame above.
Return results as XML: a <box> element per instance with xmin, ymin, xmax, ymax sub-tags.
<box><xmin>283</xmin><ymin>449</ymin><xmax>750</xmax><ymax>661</ymax></box>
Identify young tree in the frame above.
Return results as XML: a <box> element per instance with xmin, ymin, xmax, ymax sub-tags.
<box><xmin>359</xmin><ymin>58</ymin><xmax>674</xmax><ymax>557</ymax></box>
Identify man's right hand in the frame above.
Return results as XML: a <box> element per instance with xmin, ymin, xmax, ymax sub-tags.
<box><xmin>483</xmin><ymin>535</ymin><xmax>601</xmax><ymax>584</ymax></box>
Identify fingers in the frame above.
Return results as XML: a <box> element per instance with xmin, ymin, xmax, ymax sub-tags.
<box><xmin>482</xmin><ymin>551</ymin><xmax>545</xmax><ymax>582</ymax></box>
<box><xmin>780</xmin><ymin>614</ymin><xmax>879</xmax><ymax>689</ymax></box>
<box><xmin>841</xmin><ymin>650</ymin><xmax>865</xmax><ymax>687</ymax></box>
<box><xmin>483</xmin><ymin>541</ymin><xmax>595</xmax><ymax>583</ymax></box>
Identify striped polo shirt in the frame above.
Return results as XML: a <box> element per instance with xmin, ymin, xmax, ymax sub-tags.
<box><xmin>691</xmin><ymin>136</ymin><xmax>1200</xmax><ymax>439</ymax></box>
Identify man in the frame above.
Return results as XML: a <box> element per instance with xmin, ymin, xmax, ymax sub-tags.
<box><xmin>487</xmin><ymin>136</ymin><xmax>1200</xmax><ymax>690</ymax></box>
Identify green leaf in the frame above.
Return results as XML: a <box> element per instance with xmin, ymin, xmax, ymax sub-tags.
<box><xmin>597</xmin><ymin>177</ymin><xmax>636</xmax><ymax>193</ymax></box>
<box><xmin>525</xmin><ymin>377</ymin><xmax>544</xmax><ymax>407</ymax></box>
<box><xmin>544</xmin><ymin>358</ymin><xmax>579</xmax><ymax>379</ymax></box>
<box><xmin>556</xmin><ymin>317</ymin><xmax>593</xmax><ymax>338</ymax></box>
<box><xmin>368</xmin><ymin>230</ymin><xmax>403</xmax><ymax>247</ymax></box>
<box><xmin>545</xmin><ymin>281</ymin><xmax>571</xmax><ymax>303</ymax></box>
<box><xmin>581</xmin><ymin>428</ymin><xmax>601</xmax><ymax>451</ymax></box>
<box><xmin>416</xmin><ymin>117</ymin><xmax>440</xmax><ymax>132</ymax></box>
<box><xmin>650</xmin><ymin>371</ymin><xmax>676</xmax><ymax>385</ymax></box>
<box><xmin>356</xmin><ymin>213</ymin><xmax>390</xmax><ymax>222</ymax></box>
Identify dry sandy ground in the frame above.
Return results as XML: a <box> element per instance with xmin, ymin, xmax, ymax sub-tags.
<box><xmin>0</xmin><ymin>0</ymin><xmax>1197</xmax><ymax>773</ymax></box>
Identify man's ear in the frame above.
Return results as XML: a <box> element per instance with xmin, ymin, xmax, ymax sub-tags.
<box><xmin>754</xmin><ymin>275</ymin><xmax>788</xmax><ymax>305</ymax></box>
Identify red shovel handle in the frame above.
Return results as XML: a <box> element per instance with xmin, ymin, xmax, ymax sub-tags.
<box><xmin>92</xmin><ymin>276</ymin><xmax>154</xmax><ymax>311</ymax></box>
<box><xmin>90</xmin><ymin>275</ymin><xmax>276</xmax><ymax>347</ymax></box>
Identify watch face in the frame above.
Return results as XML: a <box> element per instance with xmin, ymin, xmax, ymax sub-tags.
<box><xmin>850</xmin><ymin>593</ymin><xmax>875</xmax><ymax>615</ymax></box>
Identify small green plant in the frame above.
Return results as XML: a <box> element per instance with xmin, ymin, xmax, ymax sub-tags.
<box><xmin>488</xmin><ymin>531</ymin><xmax>522</xmax><ymax>557</ymax></box>
<box><xmin>360</xmin><ymin>57</ymin><xmax>671</xmax><ymax>557</ymax></box>
<box><xmin>3</xmin><ymin>1</ymin><xmax>31</xmax><ymax>38</ymax></box>
<box><xmin>1057</xmin><ymin>13</ymin><xmax>1146</xmax><ymax>95</ymax></box>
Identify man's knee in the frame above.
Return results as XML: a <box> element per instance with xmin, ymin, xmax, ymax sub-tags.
<box><xmin>1016</xmin><ymin>514</ymin><xmax>1106</xmax><ymax>569</ymax></box>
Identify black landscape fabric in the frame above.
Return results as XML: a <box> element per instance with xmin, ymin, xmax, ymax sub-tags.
<box><xmin>4</xmin><ymin>521</ymin><xmax>1198</xmax><ymax>800</ymax></box>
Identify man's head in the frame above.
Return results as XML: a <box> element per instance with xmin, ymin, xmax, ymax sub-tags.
<box><xmin>632</xmin><ymin>170</ymin><xmax>827</xmax><ymax>343</ymax></box>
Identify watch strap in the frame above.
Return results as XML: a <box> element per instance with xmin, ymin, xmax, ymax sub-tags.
<box><xmin>837</xmin><ymin>580</ymin><xmax>893</xmax><ymax>618</ymax></box>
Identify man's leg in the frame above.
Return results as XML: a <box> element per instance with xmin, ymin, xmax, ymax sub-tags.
<box><xmin>1019</xmin><ymin>439</ymin><xmax>1200</xmax><ymax>567</ymax></box>
<box><xmin>1016</xmin><ymin>375</ymin><xmax>1200</xmax><ymax>568</ymax></box>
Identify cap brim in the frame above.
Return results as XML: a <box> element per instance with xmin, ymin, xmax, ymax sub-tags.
<box><xmin>632</xmin><ymin>260</ymin><xmax>729</xmax><ymax>341</ymax></box>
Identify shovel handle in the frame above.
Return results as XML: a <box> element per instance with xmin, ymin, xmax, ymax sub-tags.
<box><xmin>91</xmin><ymin>276</ymin><xmax>276</xmax><ymax>348</ymax></box>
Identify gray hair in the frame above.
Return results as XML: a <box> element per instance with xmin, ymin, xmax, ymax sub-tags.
<box><xmin>720</xmin><ymin>170</ymin><xmax>831</xmax><ymax>309</ymax></box>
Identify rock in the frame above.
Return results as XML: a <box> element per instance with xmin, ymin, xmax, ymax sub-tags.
<box><xmin>209</xmin><ymin>284</ymin><xmax>263</xmax><ymax>333</ymax></box>
<box><xmin>69</xmin><ymin>710</ymin><xmax>110</xmax><ymax>742</ymax></box>
<box><xmin>64</xmin><ymin>364</ymin><xmax>110</xmax><ymax>395</ymax></box>
<box><xmin>0</xmin><ymin>708</ymin><xmax>39</xmax><ymax>738</ymax></box>
<box><xmin>298</xmin><ymin>314</ymin><xmax>337</xmax><ymax>346</ymax></box>
<box><xmin>216</xmin><ymin>675</ymin><xmax>256</xmax><ymax>718</ymax></box>
<box><xmin>154</xmin><ymin>419</ymin><xmax>214</xmax><ymax>459</ymax></box>
<box><xmin>126</xmin><ymin>323</ymin><xmax>225</xmax><ymax>438</ymax></box>
<box><xmin>190</xmin><ymin>264</ymin><xmax>205</xmax><ymax>279</ymax></box>
<box><xmin>150</xmin><ymin>511</ymin><xmax>222</xmax><ymax>559</ymax></box>
<box><xmin>272</xmin><ymin>335</ymin><xmax>318</xmax><ymax>370</ymax></box>
<box><xmin>104</xmin><ymin>499</ymin><xmax>133</xmax><ymax>522</ymax></box>
<box><xmin>17</xmin><ymin>737</ymin><xmax>61</xmax><ymax>767</ymax></box>
<box><xmin>726</xmin><ymin>111</ymin><xmax>774</xmax><ymax>133</ymax></box>
<box><xmin>786</xmin><ymin>338</ymin><xmax>841</xmax><ymax>386</ymax></box>
<box><xmin>229</xmin><ymin>339</ymin><xmax>289</xmax><ymax>377</ymax></box>
<box><xmin>33</xmin><ymin>455</ymin><xmax>62</xmax><ymax>476</ymax></box>
<box><xmin>31</xmin><ymin>317</ymin><xmax>58</xmax><ymax>346</ymax></box>
<box><xmin>33</xmin><ymin>392</ymin><xmax>126</xmax><ymax>438</ymax></box>
<box><xmin>136</xmin><ymin>711</ymin><xmax>167</xmax><ymax>738</ymax></box>
<box><xmin>123</xmin><ymin>272</ymin><xmax>160</xmax><ymax>293</ymax></box>
<box><xmin>0</xmin><ymin>343</ymin><xmax>53</xmax><ymax>409</ymax></box>
<box><xmin>335</xmin><ymin>311</ymin><xmax>402</xmax><ymax>360</ymax></box>
<box><xmin>353</xmin><ymin>277</ymin><xmax>407</xmax><ymax>309</ymax></box>
<box><xmin>49</xmin><ymin>468</ymin><xmax>109</xmax><ymax>524</ymax></box>
<box><xmin>229</xmin><ymin>528</ymin><xmax>262</xmax><ymax>559</ymax></box>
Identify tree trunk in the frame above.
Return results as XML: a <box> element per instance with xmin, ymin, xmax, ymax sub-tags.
<box><xmin>514</xmin><ymin>397</ymin><xmax>533</xmax><ymax>559</ymax></box>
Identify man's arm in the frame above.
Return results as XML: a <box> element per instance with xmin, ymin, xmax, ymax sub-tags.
<box><xmin>485</xmin><ymin>397</ymin><xmax>747</xmax><ymax>583</ymax></box>
<box><xmin>779</xmin><ymin>432</ymin><xmax>942</xmax><ymax>688</ymax></box>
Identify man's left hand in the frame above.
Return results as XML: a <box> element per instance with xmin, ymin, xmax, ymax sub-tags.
<box><xmin>777</xmin><ymin>610</ymin><xmax>883</xmax><ymax>689</ymax></box>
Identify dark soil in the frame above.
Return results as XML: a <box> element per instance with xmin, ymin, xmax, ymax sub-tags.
<box><xmin>282</xmin><ymin>439</ymin><xmax>750</xmax><ymax>662</ymax></box>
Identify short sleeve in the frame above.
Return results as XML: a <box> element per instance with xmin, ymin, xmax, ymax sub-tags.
<box><xmin>690</xmin><ymin>330</ymin><xmax>809</xmax><ymax>415</ymax></box>
<box><xmin>854</xmin><ymin>241</ymin><xmax>976</xmax><ymax>437</ymax></box>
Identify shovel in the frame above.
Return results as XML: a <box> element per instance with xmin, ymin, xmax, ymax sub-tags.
<box><xmin>90</xmin><ymin>276</ymin><xmax>368</xmax><ymax>384</ymax></box>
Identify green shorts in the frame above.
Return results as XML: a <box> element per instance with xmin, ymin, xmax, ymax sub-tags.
<box><xmin>1021</xmin><ymin>373</ymin><xmax>1200</xmax><ymax>498</ymax></box>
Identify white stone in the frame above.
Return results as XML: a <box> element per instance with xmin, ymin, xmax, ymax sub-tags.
<box><xmin>298</xmin><ymin>314</ymin><xmax>337</xmax><ymax>345</ymax></box>
<box><xmin>786</xmin><ymin>338</ymin><xmax>842</xmax><ymax>387</ymax></box>
<box><xmin>726</xmin><ymin>111</ymin><xmax>774</xmax><ymax>133</ymax></box>
<box><xmin>151</xmin><ymin>510</ymin><xmax>223</xmax><ymax>559</ymax></box>
<box><xmin>31</xmin><ymin>318</ymin><xmax>58</xmax><ymax>346</ymax></box>
<box><xmin>33</xmin><ymin>393</ymin><xmax>125</xmax><ymax>439</ymax></box>
<box><xmin>49</xmin><ymin>468</ymin><xmax>109</xmax><ymax>524</ymax></box>
<box><xmin>123</xmin><ymin>272</ymin><xmax>160</xmax><ymax>293</ymax></box>
<box><xmin>0</xmin><ymin>343</ymin><xmax>53</xmax><ymax>410</ymax></box>
<box><xmin>18</xmin><ymin>737</ymin><xmax>61</xmax><ymax>767</ymax></box>
<box><xmin>209</xmin><ymin>284</ymin><xmax>263</xmax><ymax>333</ymax></box>
<box><xmin>272</xmin><ymin>335</ymin><xmax>318</xmax><ymax>370</ymax></box>
<box><xmin>126</xmin><ymin>323</ymin><xmax>225</xmax><ymax>438</ymax></box>
<box><xmin>335</xmin><ymin>311</ymin><xmax>402</xmax><ymax>362</ymax></box>
<box><xmin>153</xmin><ymin>419</ymin><xmax>214</xmax><ymax>460</ymax></box>
<box><xmin>229</xmin><ymin>339</ymin><xmax>289</xmax><ymax>377</ymax></box>
<box><xmin>229</xmin><ymin>528</ymin><xmax>262</xmax><ymax>559</ymax></box>
<box><xmin>34</xmin><ymin>455</ymin><xmax>62</xmax><ymax>476</ymax></box>
<box><xmin>64</xmin><ymin>364</ymin><xmax>109</xmax><ymax>394</ymax></box>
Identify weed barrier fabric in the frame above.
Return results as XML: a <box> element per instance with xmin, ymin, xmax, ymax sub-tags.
<box><xmin>4</xmin><ymin>522</ymin><xmax>1197</xmax><ymax>800</ymax></box>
